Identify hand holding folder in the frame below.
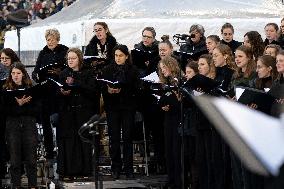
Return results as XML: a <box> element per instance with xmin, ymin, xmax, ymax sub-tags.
<box><xmin>236</xmin><ymin>86</ymin><xmax>275</xmax><ymax>114</ymax></box>
<box><xmin>183</xmin><ymin>74</ymin><xmax>219</xmax><ymax>94</ymax></box>
<box><xmin>38</xmin><ymin>63</ymin><xmax>67</xmax><ymax>81</ymax></box>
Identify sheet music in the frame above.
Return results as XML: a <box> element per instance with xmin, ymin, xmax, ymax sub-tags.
<box><xmin>235</xmin><ymin>87</ymin><xmax>245</xmax><ymax>100</ymax></box>
<box><xmin>212</xmin><ymin>98</ymin><xmax>284</xmax><ymax>176</ymax></box>
<box><xmin>48</xmin><ymin>78</ymin><xmax>63</xmax><ymax>87</ymax></box>
<box><xmin>141</xmin><ymin>72</ymin><xmax>160</xmax><ymax>83</ymax></box>
<box><xmin>96</xmin><ymin>78</ymin><xmax>119</xmax><ymax>85</ymax></box>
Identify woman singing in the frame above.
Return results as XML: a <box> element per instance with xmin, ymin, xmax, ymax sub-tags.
<box><xmin>2</xmin><ymin>62</ymin><xmax>40</xmax><ymax>189</ymax></box>
<box><xmin>57</xmin><ymin>48</ymin><xmax>99</xmax><ymax>178</ymax></box>
<box><xmin>101</xmin><ymin>44</ymin><xmax>139</xmax><ymax>179</ymax></box>
<box><xmin>158</xmin><ymin>56</ymin><xmax>182</xmax><ymax>189</ymax></box>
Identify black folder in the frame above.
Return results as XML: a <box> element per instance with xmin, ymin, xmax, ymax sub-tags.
<box><xmin>38</xmin><ymin>63</ymin><xmax>67</xmax><ymax>81</ymax></box>
<box><xmin>96</xmin><ymin>78</ymin><xmax>122</xmax><ymax>89</ymax></box>
<box><xmin>183</xmin><ymin>74</ymin><xmax>219</xmax><ymax>93</ymax></box>
<box><xmin>268</xmin><ymin>83</ymin><xmax>284</xmax><ymax>99</ymax></box>
<box><xmin>193</xmin><ymin>95</ymin><xmax>284</xmax><ymax>176</ymax></box>
<box><xmin>131</xmin><ymin>48</ymin><xmax>157</xmax><ymax>70</ymax></box>
<box><xmin>47</xmin><ymin>78</ymin><xmax>76</xmax><ymax>91</ymax></box>
<box><xmin>2</xmin><ymin>80</ymin><xmax>48</xmax><ymax>98</ymax></box>
<box><xmin>236</xmin><ymin>86</ymin><xmax>275</xmax><ymax>114</ymax></box>
<box><xmin>83</xmin><ymin>56</ymin><xmax>106</xmax><ymax>65</ymax></box>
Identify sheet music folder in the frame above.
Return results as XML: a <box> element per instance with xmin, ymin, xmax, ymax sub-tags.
<box><xmin>236</xmin><ymin>86</ymin><xmax>275</xmax><ymax>114</ymax></box>
<box><xmin>96</xmin><ymin>78</ymin><xmax>121</xmax><ymax>88</ymax></box>
<box><xmin>193</xmin><ymin>96</ymin><xmax>284</xmax><ymax>176</ymax></box>
<box><xmin>2</xmin><ymin>80</ymin><xmax>48</xmax><ymax>98</ymax></box>
<box><xmin>131</xmin><ymin>48</ymin><xmax>156</xmax><ymax>69</ymax></box>
<box><xmin>83</xmin><ymin>56</ymin><xmax>106</xmax><ymax>63</ymax></box>
<box><xmin>183</xmin><ymin>74</ymin><xmax>219</xmax><ymax>93</ymax></box>
<box><xmin>38</xmin><ymin>62</ymin><xmax>67</xmax><ymax>81</ymax></box>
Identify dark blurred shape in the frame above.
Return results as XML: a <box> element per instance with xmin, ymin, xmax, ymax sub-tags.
<box><xmin>6</xmin><ymin>9</ymin><xmax>29</xmax><ymax>28</ymax></box>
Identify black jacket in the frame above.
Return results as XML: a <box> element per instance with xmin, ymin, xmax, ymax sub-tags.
<box><xmin>133</xmin><ymin>40</ymin><xmax>160</xmax><ymax>77</ymax></box>
<box><xmin>32</xmin><ymin>44</ymin><xmax>69</xmax><ymax>82</ymax></box>
<box><xmin>215</xmin><ymin>65</ymin><xmax>235</xmax><ymax>91</ymax></box>
<box><xmin>101</xmin><ymin>63</ymin><xmax>140</xmax><ymax>111</ymax></box>
<box><xmin>179</xmin><ymin>38</ymin><xmax>208</xmax><ymax>69</ymax></box>
<box><xmin>84</xmin><ymin>35</ymin><xmax>117</xmax><ymax>65</ymax></box>
<box><xmin>221</xmin><ymin>39</ymin><xmax>242</xmax><ymax>53</ymax></box>
<box><xmin>58</xmin><ymin>66</ymin><xmax>100</xmax><ymax>114</ymax></box>
<box><xmin>264</xmin><ymin>38</ymin><xmax>280</xmax><ymax>47</ymax></box>
<box><xmin>277</xmin><ymin>34</ymin><xmax>284</xmax><ymax>49</ymax></box>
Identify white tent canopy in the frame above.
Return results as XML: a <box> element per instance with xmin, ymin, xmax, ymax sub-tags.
<box><xmin>4</xmin><ymin>0</ymin><xmax>284</xmax><ymax>57</ymax></box>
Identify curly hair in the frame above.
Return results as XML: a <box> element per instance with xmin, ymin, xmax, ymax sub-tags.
<box><xmin>244</xmin><ymin>31</ymin><xmax>265</xmax><ymax>60</ymax></box>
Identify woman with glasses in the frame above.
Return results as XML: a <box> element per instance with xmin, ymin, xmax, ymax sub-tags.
<box><xmin>0</xmin><ymin>48</ymin><xmax>20</xmax><ymax>79</ymax></box>
<box><xmin>132</xmin><ymin>26</ymin><xmax>160</xmax><ymax>77</ymax></box>
<box><xmin>84</xmin><ymin>22</ymin><xmax>117</xmax><ymax>74</ymax></box>
<box><xmin>0</xmin><ymin>48</ymin><xmax>20</xmax><ymax>184</ymax></box>
<box><xmin>220</xmin><ymin>23</ymin><xmax>242</xmax><ymax>53</ymax></box>
<box><xmin>57</xmin><ymin>48</ymin><xmax>99</xmax><ymax>179</ymax></box>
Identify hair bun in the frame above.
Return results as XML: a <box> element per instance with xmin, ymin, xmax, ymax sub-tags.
<box><xmin>161</xmin><ymin>35</ymin><xmax>169</xmax><ymax>42</ymax></box>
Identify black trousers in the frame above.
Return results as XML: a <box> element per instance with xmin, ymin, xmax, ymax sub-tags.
<box><xmin>6</xmin><ymin>116</ymin><xmax>38</xmax><ymax>188</ymax></box>
<box><xmin>106</xmin><ymin>109</ymin><xmax>135</xmax><ymax>173</ymax></box>
<box><xmin>40</xmin><ymin>97</ymin><xmax>56</xmax><ymax>159</ymax></box>
<box><xmin>164</xmin><ymin>114</ymin><xmax>181</xmax><ymax>189</ymax></box>
<box><xmin>0</xmin><ymin>115</ymin><xmax>8</xmax><ymax>179</ymax></box>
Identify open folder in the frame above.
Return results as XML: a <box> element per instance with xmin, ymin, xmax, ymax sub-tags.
<box><xmin>235</xmin><ymin>86</ymin><xmax>275</xmax><ymax>114</ymax></box>
<box><xmin>2</xmin><ymin>80</ymin><xmax>49</xmax><ymax>98</ymax></box>
<box><xmin>193</xmin><ymin>96</ymin><xmax>284</xmax><ymax>176</ymax></box>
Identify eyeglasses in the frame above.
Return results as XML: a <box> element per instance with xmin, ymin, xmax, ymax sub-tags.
<box><xmin>222</xmin><ymin>33</ymin><xmax>233</xmax><ymax>36</ymax></box>
<box><xmin>142</xmin><ymin>35</ymin><xmax>153</xmax><ymax>39</ymax></box>
<box><xmin>67</xmin><ymin>57</ymin><xmax>77</xmax><ymax>61</ymax></box>
<box><xmin>0</xmin><ymin>57</ymin><xmax>10</xmax><ymax>60</ymax></box>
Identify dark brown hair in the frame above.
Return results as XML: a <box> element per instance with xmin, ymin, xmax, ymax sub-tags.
<box><xmin>244</xmin><ymin>31</ymin><xmax>265</xmax><ymax>60</ymax></box>
<box><xmin>3</xmin><ymin>62</ymin><xmax>32</xmax><ymax>90</ymax></box>
<box><xmin>0</xmin><ymin>48</ymin><xmax>20</xmax><ymax>64</ymax></box>
<box><xmin>235</xmin><ymin>45</ymin><xmax>256</xmax><ymax>78</ymax></box>
<box><xmin>94</xmin><ymin>22</ymin><xmax>113</xmax><ymax>36</ymax></box>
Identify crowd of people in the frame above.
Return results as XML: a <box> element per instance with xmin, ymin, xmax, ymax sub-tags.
<box><xmin>0</xmin><ymin>17</ymin><xmax>283</xmax><ymax>189</ymax></box>
<box><xmin>0</xmin><ymin>0</ymin><xmax>76</xmax><ymax>49</ymax></box>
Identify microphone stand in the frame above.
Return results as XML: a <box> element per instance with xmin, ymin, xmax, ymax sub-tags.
<box><xmin>78</xmin><ymin>122</ymin><xmax>103</xmax><ymax>189</ymax></box>
<box><xmin>177</xmin><ymin>74</ymin><xmax>185</xmax><ymax>189</ymax></box>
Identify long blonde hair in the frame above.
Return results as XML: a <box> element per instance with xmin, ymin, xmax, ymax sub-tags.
<box><xmin>158</xmin><ymin>56</ymin><xmax>182</xmax><ymax>84</ymax></box>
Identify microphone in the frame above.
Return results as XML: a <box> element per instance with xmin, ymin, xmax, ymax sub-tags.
<box><xmin>173</xmin><ymin>34</ymin><xmax>196</xmax><ymax>40</ymax></box>
<box><xmin>82</xmin><ymin>114</ymin><xmax>101</xmax><ymax>127</ymax></box>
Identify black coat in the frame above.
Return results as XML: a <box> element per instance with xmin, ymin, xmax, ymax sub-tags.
<box><xmin>1</xmin><ymin>85</ymin><xmax>41</xmax><ymax>118</ymax></box>
<box><xmin>221</xmin><ymin>39</ymin><xmax>242</xmax><ymax>53</ymax></box>
<box><xmin>32</xmin><ymin>44</ymin><xmax>69</xmax><ymax>82</ymax></box>
<box><xmin>215</xmin><ymin>65</ymin><xmax>235</xmax><ymax>91</ymax></box>
<box><xmin>264</xmin><ymin>38</ymin><xmax>280</xmax><ymax>47</ymax></box>
<box><xmin>101</xmin><ymin>63</ymin><xmax>140</xmax><ymax>112</ymax></box>
<box><xmin>133</xmin><ymin>40</ymin><xmax>160</xmax><ymax>76</ymax></box>
<box><xmin>179</xmin><ymin>38</ymin><xmax>208</xmax><ymax>69</ymax></box>
<box><xmin>278</xmin><ymin>34</ymin><xmax>284</xmax><ymax>49</ymax></box>
<box><xmin>84</xmin><ymin>35</ymin><xmax>117</xmax><ymax>65</ymax></box>
<box><xmin>57</xmin><ymin>66</ymin><xmax>99</xmax><ymax>137</ymax></box>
